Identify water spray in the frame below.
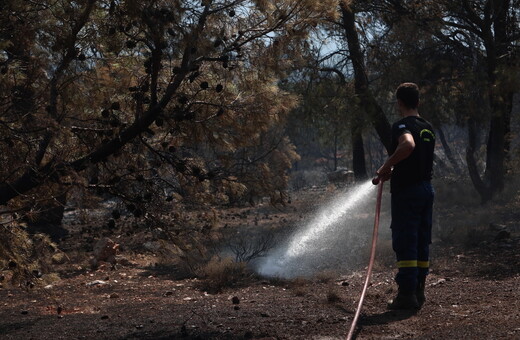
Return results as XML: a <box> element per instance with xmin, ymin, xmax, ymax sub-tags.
<box><xmin>346</xmin><ymin>177</ymin><xmax>384</xmax><ymax>340</ymax></box>
<box><xmin>257</xmin><ymin>180</ymin><xmax>376</xmax><ymax>278</ymax></box>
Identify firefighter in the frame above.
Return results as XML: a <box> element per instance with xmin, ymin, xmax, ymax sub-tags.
<box><xmin>376</xmin><ymin>82</ymin><xmax>435</xmax><ymax>310</ymax></box>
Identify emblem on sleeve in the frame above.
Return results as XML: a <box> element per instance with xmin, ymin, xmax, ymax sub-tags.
<box><xmin>420</xmin><ymin>129</ymin><xmax>435</xmax><ymax>142</ymax></box>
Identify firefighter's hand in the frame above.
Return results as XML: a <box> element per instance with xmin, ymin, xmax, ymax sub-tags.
<box><xmin>379</xmin><ymin>171</ymin><xmax>391</xmax><ymax>182</ymax></box>
<box><xmin>376</xmin><ymin>165</ymin><xmax>392</xmax><ymax>182</ymax></box>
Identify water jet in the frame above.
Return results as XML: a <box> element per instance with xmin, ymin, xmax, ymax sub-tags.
<box><xmin>257</xmin><ymin>180</ymin><xmax>377</xmax><ymax>278</ymax></box>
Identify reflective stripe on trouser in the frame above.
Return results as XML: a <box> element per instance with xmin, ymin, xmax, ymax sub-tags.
<box><xmin>397</xmin><ymin>260</ymin><xmax>430</xmax><ymax>268</ymax></box>
<box><xmin>391</xmin><ymin>181</ymin><xmax>434</xmax><ymax>292</ymax></box>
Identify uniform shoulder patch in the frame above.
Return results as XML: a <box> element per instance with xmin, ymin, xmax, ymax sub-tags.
<box><xmin>398</xmin><ymin>124</ymin><xmax>406</xmax><ymax>129</ymax></box>
<box><xmin>420</xmin><ymin>129</ymin><xmax>435</xmax><ymax>142</ymax></box>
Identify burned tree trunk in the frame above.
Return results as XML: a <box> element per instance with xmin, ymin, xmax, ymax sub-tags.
<box><xmin>466</xmin><ymin>118</ymin><xmax>492</xmax><ymax>202</ymax></box>
<box><xmin>351</xmin><ymin>117</ymin><xmax>367</xmax><ymax>180</ymax></box>
<box><xmin>436</xmin><ymin>126</ymin><xmax>462</xmax><ymax>174</ymax></box>
<box><xmin>340</xmin><ymin>2</ymin><xmax>392</xmax><ymax>158</ymax></box>
<box><xmin>26</xmin><ymin>192</ymin><xmax>69</xmax><ymax>242</ymax></box>
<box><xmin>339</xmin><ymin>1</ymin><xmax>392</xmax><ymax>181</ymax></box>
<box><xmin>467</xmin><ymin>0</ymin><xmax>514</xmax><ymax>202</ymax></box>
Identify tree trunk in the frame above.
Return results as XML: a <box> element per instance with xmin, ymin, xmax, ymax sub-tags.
<box><xmin>333</xmin><ymin>132</ymin><xmax>338</xmax><ymax>171</ymax></box>
<box><xmin>339</xmin><ymin>1</ymin><xmax>392</xmax><ymax>156</ymax></box>
<box><xmin>351</xmin><ymin>118</ymin><xmax>367</xmax><ymax>180</ymax></box>
<box><xmin>483</xmin><ymin>114</ymin><xmax>505</xmax><ymax>192</ymax></box>
<box><xmin>436</xmin><ymin>126</ymin><xmax>461</xmax><ymax>174</ymax></box>
<box><xmin>465</xmin><ymin>84</ymin><xmax>512</xmax><ymax>203</ymax></box>
<box><xmin>466</xmin><ymin>118</ymin><xmax>492</xmax><ymax>202</ymax></box>
<box><xmin>475</xmin><ymin>0</ymin><xmax>513</xmax><ymax>201</ymax></box>
<box><xmin>26</xmin><ymin>191</ymin><xmax>69</xmax><ymax>242</ymax></box>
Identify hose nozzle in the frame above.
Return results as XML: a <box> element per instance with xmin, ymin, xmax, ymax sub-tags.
<box><xmin>372</xmin><ymin>176</ymin><xmax>380</xmax><ymax>185</ymax></box>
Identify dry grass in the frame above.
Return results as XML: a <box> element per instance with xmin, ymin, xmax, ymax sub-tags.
<box><xmin>326</xmin><ymin>286</ymin><xmax>343</xmax><ymax>303</ymax></box>
<box><xmin>293</xmin><ymin>287</ymin><xmax>307</xmax><ymax>297</ymax></box>
<box><xmin>0</xmin><ymin>224</ymin><xmax>57</xmax><ymax>287</ymax></box>
<box><xmin>314</xmin><ymin>269</ymin><xmax>338</xmax><ymax>283</ymax></box>
<box><xmin>197</xmin><ymin>256</ymin><xmax>251</xmax><ymax>293</ymax></box>
<box><xmin>288</xmin><ymin>276</ymin><xmax>310</xmax><ymax>287</ymax></box>
<box><xmin>287</xmin><ymin>276</ymin><xmax>310</xmax><ymax>296</ymax></box>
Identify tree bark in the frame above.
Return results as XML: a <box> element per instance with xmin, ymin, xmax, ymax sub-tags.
<box><xmin>339</xmin><ymin>1</ymin><xmax>392</xmax><ymax>159</ymax></box>
<box><xmin>466</xmin><ymin>118</ymin><xmax>492</xmax><ymax>202</ymax></box>
<box><xmin>351</xmin><ymin>123</ymin><xmax>367</xmax><ymax>180</ymax></box>
<box><xmin>436</xmin><ymin>126</ymin><xmax>461</xmax><ymax>174</ymax></box>
<box><xmin>478</xmin><ymin>0</ymin><xmax>513</xmax><ymax>199</ymax></box>
<box><xmin>333</xmin><ymin>132</ymin><xmax>339</xmax><ymax>171</ymax></box>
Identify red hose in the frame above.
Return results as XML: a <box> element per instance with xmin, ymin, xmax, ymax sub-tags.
<box><xmin>346</xmin><ymin>180</ymin><xmax>384</xmax><ymax>340</ymax></box>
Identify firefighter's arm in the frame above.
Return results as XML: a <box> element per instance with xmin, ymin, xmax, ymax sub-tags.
<box><xmin>377</xmin><ymin>133</ymin><xmax>415</xmax><ymax>177</ymax></box>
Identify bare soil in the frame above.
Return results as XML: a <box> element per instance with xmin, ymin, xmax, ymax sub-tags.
<box><xmin>1</xmin><ymin>185</ymin><xmax>520</xmax><ymax>340</ymax></box>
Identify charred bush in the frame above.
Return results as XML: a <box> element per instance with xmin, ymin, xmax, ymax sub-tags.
<box><xmin>225</xmin><ymin>230</ymin><xmax>275</xmax><ymax>263</ymax></box>
<box><xmin>197</xmin><ymin>256</ymin><xmax>252</xmax><ymax>293</ymax></box>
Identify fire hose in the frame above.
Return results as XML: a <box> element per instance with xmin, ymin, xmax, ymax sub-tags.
<box><xmin>346</xmin><ymin>177</ymin><xmax>384</xmax><ymax>340</ymax></box>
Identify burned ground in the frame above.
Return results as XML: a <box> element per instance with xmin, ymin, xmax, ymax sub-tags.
<box><xmin>1</xmin><ymin>180</ymin><xmax>520</xmax><ymax>340</ymax></box>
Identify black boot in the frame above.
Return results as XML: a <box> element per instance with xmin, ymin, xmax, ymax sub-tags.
<box><xmin>416</xmin><ymin>277</ymin><xmax>426</xmax><ymax>308</ymax></box>
<box><xmin>387</xmin><ymin>290</ymin><xmax>419</xmax><ymax>310</ymax></box>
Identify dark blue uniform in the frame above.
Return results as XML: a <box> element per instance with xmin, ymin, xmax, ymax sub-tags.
<box><xmin>390</xmin><ymin>116</ymin><xmax>435</xmax><ymax>293</ymax></box>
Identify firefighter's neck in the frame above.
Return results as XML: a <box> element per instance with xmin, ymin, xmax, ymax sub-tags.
<box><xmin>397</xmin><ymin>100</ymin><xmax>420</xmax><ymax>118</ymax></box>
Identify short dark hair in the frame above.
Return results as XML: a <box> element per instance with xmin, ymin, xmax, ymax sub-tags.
<box><xmin>396</xmin><ymin>83</ymin><xmax>419</xmax><ymax>109</ymax></box>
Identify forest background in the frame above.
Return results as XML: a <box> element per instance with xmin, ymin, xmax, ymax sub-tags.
<box><xmin>0</xmin><ymin>0</ymin><xmax>519</xmax><ymax>284</ymax></box>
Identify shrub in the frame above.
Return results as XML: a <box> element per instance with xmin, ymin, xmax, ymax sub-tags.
<box><xmin>326</xmin><ymin>288</ymin><xmax>342</xmax><ymax>303</ymax></box>
<box><xmin>197</xmin><ymin>256</ymin><xmax>251</xmax><ymax>293</ymax></box>
<box><xmin>0</xmin><ymin>224</ymin><xmax>57</xmax><ymax>287</ymax></box>
<box><xmin>314</xmin><ymin>269</ymin><xmax>337</xmax><ymax>283</ymax></box>
<box><xmin>226</xmin><ymin>230</ymin><xmax>274</xmax><ymax>263</ymax></box>
<box><xmin>288</xmin><ymin>276</ymin><xmax>310</xmax><ymax>296</ymax></box>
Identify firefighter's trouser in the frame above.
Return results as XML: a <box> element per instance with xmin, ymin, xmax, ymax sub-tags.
<box><xmin>391</xmin><ymin>181</ymin><xmax>434</xmax><ymax>293</ymax></box>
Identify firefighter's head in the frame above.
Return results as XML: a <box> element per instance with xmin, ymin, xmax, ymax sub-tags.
<box><xmin>396</xmin><ymin>82</ymin><xmax>419</xmax><ymax>112</ymax></box>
